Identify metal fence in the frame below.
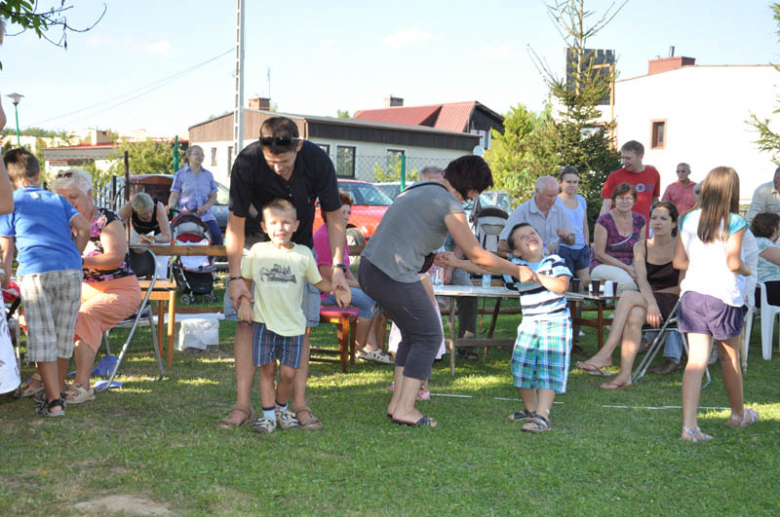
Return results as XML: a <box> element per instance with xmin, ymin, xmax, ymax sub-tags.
<box><xmin>338</xmin><ymin>154</ymin><xmax>454</xmax><ymax>183</ymax></box>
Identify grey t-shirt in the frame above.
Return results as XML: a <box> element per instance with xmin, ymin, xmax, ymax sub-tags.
<box><xmin>362</xmin><ymin>180</ymin><xmax>464</xmax><ymax>283</ymax></box>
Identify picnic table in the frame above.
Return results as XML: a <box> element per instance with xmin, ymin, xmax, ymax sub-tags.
<box><xmin>434</xmin><ymin>284</ymin><xmax>617</xmax><ymax>375</ymax></box>
<box><xmin>138</xmin><ymin>244</ymin><xmax>226</xmax><ymax>366</ymax></box>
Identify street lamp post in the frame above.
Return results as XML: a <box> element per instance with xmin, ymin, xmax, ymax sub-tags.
<box><xmin>6</xmin><ymin>93</ymin><xmax>24</xmax><ymax>148</ymax></box>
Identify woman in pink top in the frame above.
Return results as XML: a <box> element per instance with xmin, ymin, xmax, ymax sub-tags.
<box><xmin>313</xmin><ymin>192</ymin><xmax>392</xmax><ymax>364</ymax></box>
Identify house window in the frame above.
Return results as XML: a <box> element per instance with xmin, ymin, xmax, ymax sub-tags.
<box><xmin>651</xmin><ymin>120</ymin><xmax>666</xmax><ymax>149</ymax></box>
<box><xmin>211</xmin><ymin>147</ymin><xmax>218</xmax><ymax>166</ymax></box>
<box><xmin>316</xmin><ymin>143</ymin><xmax>330</xmax><ymax>155</ymax></box>
<box><xmin>387</xmin><ymin>149</ymin><xmax>405</xmax><ymax>165</ymax></box>
<box><xmin>337</xmin><ymin>146</ymin><xmax>356</xmax><ymax>178</ymax></box>
<box><xmin>227</xmin><ymin>146</ymin><xmax>233</xmax><ymax>169</ymax></box>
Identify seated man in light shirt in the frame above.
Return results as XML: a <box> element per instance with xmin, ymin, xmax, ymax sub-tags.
<box><xmin>497</xmin><ymin>175</ymin><xmax>574</xmax><ymax>256</ymax></box>
<box><xmin>745</xmin><ymin>166</ymin><xmax>780</xmax><ymax>224</ymax></box>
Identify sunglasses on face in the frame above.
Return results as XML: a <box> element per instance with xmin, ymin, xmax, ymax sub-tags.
<box><xmin>259</xmin><ymin>136</ymin><xmax>299</xmax><ymax>147</ymax></box>
<box><xmin>57</xmin><ymin>172</ymin><xmax>74</xmax><ymax>178</ymax></box>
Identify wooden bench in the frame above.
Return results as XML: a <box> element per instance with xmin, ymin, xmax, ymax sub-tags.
<box><xmin>310</xmin><ymin>306</ymin><xmax>361</xmax><ymax>373</ymax></box>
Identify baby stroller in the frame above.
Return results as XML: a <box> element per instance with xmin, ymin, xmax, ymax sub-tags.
<box><xmin>170</xmin><ymin>213</ymin><xmax>217</xmax><ymax>304</ymax></box>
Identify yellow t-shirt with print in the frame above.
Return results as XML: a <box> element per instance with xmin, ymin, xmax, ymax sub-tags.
<box><xmin>241</xmin><ymin>242</ymin><xmax>322</xmax><ymax>336</ymax></box>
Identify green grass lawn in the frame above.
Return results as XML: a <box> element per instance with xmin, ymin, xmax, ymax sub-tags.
<box><xmin>2</xmin><ymin>287</ymin><xmax>780</xmax><ymax>515</ymax></box>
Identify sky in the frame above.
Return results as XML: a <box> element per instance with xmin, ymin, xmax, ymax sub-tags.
<box><xmin>0</xmin><ymin>0</ymin><xmax>778</xmax><ymax>138</ymax></box>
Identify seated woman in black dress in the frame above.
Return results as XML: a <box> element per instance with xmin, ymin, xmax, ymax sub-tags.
<box><xmin>576</xmin><ymin>201</ymin><xmax>683</xmax><ymax>389</ymax></box>
<box><xmin>117</xmin><ymin>192</ymin><xmax>172</xmax><ymax>244</ymax></box>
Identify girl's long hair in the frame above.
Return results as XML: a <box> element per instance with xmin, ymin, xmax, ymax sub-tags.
<box><xmin>694</xmin><ymin>166</ymin><xmax>740</xmax><ymax>243</ymax></box>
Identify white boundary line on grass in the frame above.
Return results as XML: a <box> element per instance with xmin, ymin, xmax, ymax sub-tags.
<box><xmin>601</xmin><ymin>404</ymin><xmax>731</xmax><ymax>411</ymax></box>
<box><xmin>430</xmin><ymin>394</ymin><xmax>730</xmax><ymax>411</ymax></box>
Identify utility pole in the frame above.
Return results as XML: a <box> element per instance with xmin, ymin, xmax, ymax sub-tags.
<box><xmin>232</xmin><ymin>0</ymin><xmax>246</xmax><ymax>174</ymax></box>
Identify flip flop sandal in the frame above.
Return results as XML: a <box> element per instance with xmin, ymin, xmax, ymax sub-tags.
<box><xmin>391</xmin><ymin>415</ymin><xmax>437</xmax><ymax>427</ymax></box>
<box><xmin>216</xmin><ymin>404</ymin><xmax>254</xmax><ymax>429</ymax></box>
<box><xmin>294</xmin><ymin>406</ymin><xmax>324</xmax><ymax>430</ymax></box>
<box><xmin>576</xmin><ymin>362</ymin><xmax>612</xmax><ymax>377</ymax></box>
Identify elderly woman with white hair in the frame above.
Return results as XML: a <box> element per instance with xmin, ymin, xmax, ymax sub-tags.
<box><xmin>51</xmin><ymin>169</ymin><xmax>141</xmax><ymax>404</ymax></box>
<box><xmin>117</xmin><ymin>192</ymin><xmax>172</xmax><ymax>244</ymax></box>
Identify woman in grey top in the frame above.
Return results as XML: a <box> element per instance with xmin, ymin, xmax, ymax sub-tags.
<box><xmin>360</xmin><ymin>156</ymin><xmax>529</xmax><ymax>427</ymax></box>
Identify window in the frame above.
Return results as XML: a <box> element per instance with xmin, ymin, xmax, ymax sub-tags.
<box><xmin>227</xmin><ymin>146</ymin><xmax>233</xmax><ymax>169</ymax></box>
<box><xmin>387</xmin><ymin>148</ymin><xmax>405</xmax><ymax>167</ymax></box>
<box><xmin>337</xmin><ymin>146</ymin><xmax>356</xmax><ymax>178</ymax></box>
<box><xmin>316</xmin><ymin>143</ymin><xmax>330</xmax><ymax>155</ymax></box>
<box><xmin>211</xmin><ymin>147</ymin><xmax>218</xmax><ymax>166</ymax></box>
<box><xmin>651</xmin><ymin>120</ymin><xmax>666</xmax><ymax>149</ymax></box>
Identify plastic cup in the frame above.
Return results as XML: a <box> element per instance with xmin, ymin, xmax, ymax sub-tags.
<box><xmin>570</xmin><ymin>278</ymin><xmax>580</xmax><ymax>293</ymax></box>
<box><xmin>591</xmin><ymin>279</ymin><xmax>601</xmax><ymax>295</ymax></box>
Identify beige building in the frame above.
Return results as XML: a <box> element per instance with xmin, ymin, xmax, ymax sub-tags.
<box><xmin>598</xmin><ymin>56</ymin><xmax>780</xmax><ymax>201</ymax></box>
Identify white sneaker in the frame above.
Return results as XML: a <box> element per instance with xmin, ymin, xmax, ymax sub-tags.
<box><xmin>253</xmin><ymin>417</ymin><xmax>277</xmax><ymax>434</ymax></box>
<box><xmin>358</xmin><ymin>348</ymin><xmax>394</xmax><ymax>364</ymax></box>
<box><xmin>275</xmin><ymin>408</ymin><xmax>301</xmax><ymax>430</ymax></box>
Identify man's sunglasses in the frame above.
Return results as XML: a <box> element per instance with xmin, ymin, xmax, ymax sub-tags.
<box><xmin>259</xmin><ymin>136</ymin><xmax>299</xmax><ymax>147</ymax></box>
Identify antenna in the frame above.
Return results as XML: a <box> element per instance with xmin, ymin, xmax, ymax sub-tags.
<box><xmin>267</xmin><ymin>67</ymin><xmax>271</xmax><ymax>100</ymax></box>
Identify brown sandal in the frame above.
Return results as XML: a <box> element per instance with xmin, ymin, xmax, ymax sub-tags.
<box><xmin>21</xmin><ymin>373</ymin><xmax>44</xmax><ymax>398</ymax></box>
<box><xmin>294</xmin><ymin>405</ymin><xmax>324</xmax><ymax>430</ymax></box>
<box><xmin>216</xmin><ymin>403</ymin><xmax>254</xmax><ymax>429</ymax></box>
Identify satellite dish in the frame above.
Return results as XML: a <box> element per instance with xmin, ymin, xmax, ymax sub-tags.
<box><xmin>472</xmin><ymin>145</ymin><xmax>485</xmax><ymax>157</ymax></box>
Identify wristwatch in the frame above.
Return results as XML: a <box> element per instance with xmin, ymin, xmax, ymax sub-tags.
<box><xmin>332</xmin><ymin>263</ymin><xmax>348</xmax><ymax>273</ymax></box>
<box><xmin>229</xmin><ymin>275</ymin><xmax>243</xmax><ymax>281</ymax></box>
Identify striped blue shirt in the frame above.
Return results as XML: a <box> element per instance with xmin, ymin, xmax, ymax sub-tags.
<box><xmin>513</xmin><ymin>254</ymin><xmax>571</xmax><ymax>321</ymax></box>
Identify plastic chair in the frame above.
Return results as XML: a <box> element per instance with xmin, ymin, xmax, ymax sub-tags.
<box><xmin>757</xmin><ymin>282</ymin><xmax>780</xmax><ymax>360</ymax></box>
<box><xmin>632</xmin><ymin>298</ymin><xmax>711</xmax><ymax>388</ymax></box>
<box><xmin>97</xmin><ymin>246</ymin><xmax>165</xmax><ymax>392</ymax></box>
<box><xmin>739</xmin><ymin>233</ymin><xmax>758</xmax><ymax>372</ymax></box>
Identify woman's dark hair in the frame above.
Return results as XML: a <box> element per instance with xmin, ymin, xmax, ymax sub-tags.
<box><xmin>507</xmin><ymin>222</ymin><xmax>533</xmax><ymax>252</ymax></box>
<box><xmin>650</xmin><ymin>201</ymin><xmax>679</xmax><ymax>236</ymax></box>
<box><xmin>443</xmin><ymin>155</ymin><xmax>493</xmax><ymax>200</ymax></box>
<box><xmin>611</xmin><ymin>182</ymin><xmax>637</xmax><ymax>202</ymax></box>
<box><xmin>750</xmin><ymin>212</ymin><xmax>780</xmax><ymax>239</ymax></box>
<box><xmin>338</xmin><ymin>191</ymin><xmax>354</xmax><ymax>206</ymax></box>
<box><xmin>558</xmin><ymin>166</ymin><xmax>579</xmax><ymax>182</ymax></box>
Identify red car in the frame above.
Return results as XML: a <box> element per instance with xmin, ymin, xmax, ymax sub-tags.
<box><xmin>313</xmin><ymin>179</ymin><xmax>393</xmax><ymax>246</ymax></box>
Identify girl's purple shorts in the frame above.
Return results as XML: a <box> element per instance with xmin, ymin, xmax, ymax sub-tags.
<box><xmin>677</xmin><ymin>291</ymin><xmax>745</xmax><ymax>340</ymax></box>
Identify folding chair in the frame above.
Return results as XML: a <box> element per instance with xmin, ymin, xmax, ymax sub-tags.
<box><xmin>97</xmin><ymin>245</ymin><xmax>165</xmax><ymax>392</ymax></box>
<box><xmin>632</xmin><ymin>298</ymin><xmax>711</xmax><ymax>388</ymax></box>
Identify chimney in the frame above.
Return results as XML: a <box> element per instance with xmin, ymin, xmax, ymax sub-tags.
<box><xmin>91</xmin><ymin>129</ymin><xmax>110</xmax><ymax>145</ymax></box>
<box><xmin>384</xmin><ymin>96</ymin><xmax>404</xmax><ymax>107</ymax></box>
<box><xmin>249</xmin><ymin>97</ymin><xmax>271</xmax><ymax>110</ymax></box>
<box><xmin>648</xmin><ymin>56</ymin><xmax>695</xmax><ymax>75</ymax></box>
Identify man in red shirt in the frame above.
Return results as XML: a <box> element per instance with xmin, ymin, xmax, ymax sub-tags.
<box><xmin>662</xmin><ymin>163</ymin><xmax>696</xmax><ymax>215</ymax></box>
<box><xmin>599</xmin><ymin>140</ymin><xmax>660</xmax><ymax>223</ymax></box>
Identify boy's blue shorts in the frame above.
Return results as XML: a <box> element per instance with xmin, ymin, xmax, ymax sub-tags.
<box><xmin>511</xmin><ymin>318</ymin><xmax>572</xmax><ymax>393</ymax></box>
<box><xmin>251</xmin><ymin>322</ymin><xmax>304</xmax><ymax>368</ymax></box>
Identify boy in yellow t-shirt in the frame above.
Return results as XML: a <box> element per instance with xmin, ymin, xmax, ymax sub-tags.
<box><xmin>238</xmin><ymin>198</ymin><xmax>350</xmax><ymax>434</ymax></box>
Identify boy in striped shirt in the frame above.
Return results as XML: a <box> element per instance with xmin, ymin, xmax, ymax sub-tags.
<box><xmin>443</xmin><ymin>222</ymin><xmax>572</xmax><ymax>432</ymax></box>
<box><xmin>505</xmin><ymin>223</ymin><xmax>572</xmax><ymax>432</ymax></box>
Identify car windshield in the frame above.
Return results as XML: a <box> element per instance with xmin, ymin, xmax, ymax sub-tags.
<box><xmin>464</xmin><ymin>191</ymin><xmax>513</xmax><ymax>213</ymax></box>
<box><xmin>216</xmin><ymin>183</ymin><xmax>229</xmax><ymax>205</ymax></box>
<box><xmin>339</xmin><ymin>182</ymin><xmax>392</xmax><ymax>206</ymax></box>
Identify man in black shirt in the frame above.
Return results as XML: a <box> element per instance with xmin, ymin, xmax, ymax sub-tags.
<box><xmin>219</xmin><ymin>116</ymin><xmax>349</xmax><ymax>431</ymax></box>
